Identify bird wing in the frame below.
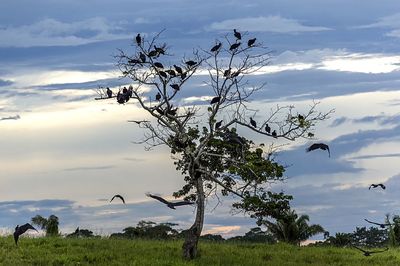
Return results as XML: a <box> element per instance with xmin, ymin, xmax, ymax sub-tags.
<box><xmin>306</xmin><ymin>143</ymin><xmax>318</xmax><ymax>152</ymax></box>
<box><xmin>353</xmin><ymin>246</ymin><xmax>367</xmax><ymax>253</ymax></box>
<box><xmin>111</xmin><ymin>194</ymin><xmax>125</xmax><ymax>204</ymax></box>
<box><xmin>19</xmin><ymin>223</ymin><xmax>38</xmax><ymax>234</ymax></box>
<box><xmin>364</xmin><ymin>219</ymin><xmax>382</xmax><ymax>226</ymax></box>
<box><xmin>369</xmin><ymin>248</ymin><xmax>389</xmax><ymax>254</ymax></box>
<box><xmin>146</xmin><ymin>193</ymin><xmax>170</xmax><ymax>205</ymax></box>
<box><xmin>380</xmin><ymin>184</ymin><xmax>386</xmax><ymax>189</ymax></box>
<box><xmin>171</xmin><ymin>201</ymin><xmax>195</xmax><ymax>207</ymax></box>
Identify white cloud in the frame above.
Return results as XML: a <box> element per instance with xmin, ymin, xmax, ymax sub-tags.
<box><xmin>0</xmin><ymin>17</ymin><xmax>131</xmax><ymax>47</ymax></box>
<box><xmin>356</xmin><ymin>13</ymin><xmax>400</xmax><ymax>38</ymax></box>
<box><xmin>209</xmin><ymin>16</ymin><xmax>331</xmax><ymax>33</ymax></box>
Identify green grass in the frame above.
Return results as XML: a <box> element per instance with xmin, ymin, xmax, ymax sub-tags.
<box><xmin>0</xmin><ymin>237</ymin><xmax>400</xmax><ymax>265</ymax></box>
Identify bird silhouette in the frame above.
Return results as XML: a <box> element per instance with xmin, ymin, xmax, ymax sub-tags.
<box><xmin>174</xmin><ymin>65</ymin><xmax>183</xmax><ymax>74</ymax></box>
<box><xmin>106</xmin><ymin>87</ymin><xmax>113</xmax><ymax>98</ymax></box>
<box><xmin>154</xmin><ymin>45</ymin><xmax>165</xmax><ymax>55</ymax></box>
<box><xmin>156</xmin><ymin>92</ymin><xmax>161</xmax><ymax>101</ymax></box>
<box><xmin>210</xmin><ymin>96</ymin><xmax>221</xmax><ymax>105</ymax></box>
<box><xmin>369</xmin><ymin>183</ymin><xmax>386</xmax><ymax>190</ymax></box>
<box><xmin>139</xmin><ymin>52</ymin><xmax>146</xmax><ymax>63</ymax></box>
<box><xmin>166</xmin><ymin>69</ymin><xmax>176</xmax><ymax>76</ymax></box>
<box><xmin>224</xmin><ymin>68</ymin><xmax>231</xmax><ymax>77</ymax></box>
<box><xmin>170</xmin><ymin>84</ymin><xmax>180</xmax><ymax>91</ymax></box>
<box><xmin>271</xmin><ymin>130</ymin><xmax>277</xmax><ymax>138</ymax></box>
<box><xmin>306</xmin><ymin>143</ymin><xmax>330</xmax><ymax>157</ymax></box>
<box><xmin>159</xmin><ymin>71</ymin><xmax>167</xmax><ymax>78</ymax></box>
<box><xmin>211</xmin><ymin>42</ymin><xmax>222</xmax><ymax>52</ymax></box>
<box><xmin>364</xmin><ymin>219</ymin><xmax>391</xmax><ymax>228</ymax></box>
<box><xmin>14</xmin><ymin>223</ymin><xmax>38</xmax><ymax>245</ymax></box>
<box><xmin>265</xmin><ymin>124</ymin><xmax>271</xmax><ymax>133</ymax></box>
<box><xmin>353</xmin><ymin>246</ymin><xmax>388</xmax><ymax>256</ymax></box>
<box><xmin>215</xmin><ymin>120</ymin><xmax>223</xmax><ymax>129</ymax></box>
<box><xmin>247</xmin><ymin>38</ymin><xmax>256</xmax><ymax>47</ymax></box>
<box><xmin>117</xmin><ymin>91</ymin><xmax>125</xmax><ymax>104</ymax></box>
<box><xmin>250</xmin><ymin>117</ymin><xmax>257</xmax><ymax>128</ymax></box>
<box><xmin>148</xmin><ymin>50</ymin><xmax>158</xmax><ymax>57</ymax></box>
<box><xmin>146</xmin><ymin>193</ymin><xmax>195</xmax><ymax>209</ymax></box>
<box><xmin>136</xmin><ymin>34</ymin><xmax>141</xmax><ymax>46</ymax></box>
<box><xmin>180</xmin><ymin>72</ymin><xmax>187</xmax><ymax>80</ymax></box>
<box><xmin>110</xmin><ymin>194</ymin><xmax>126</xmax><ymax>204</ymax></box>
<box><xmin>233</xmin><ymin>29</ymin><xmax>242</xmax><ymax>40</ymax></box>
<box><xmin>154</xmin><ymin>62</ymin><xmax>164</xmax><ymax>69</ymax></box>
<box><xmin>230</xmin><ymin>43</ymin><xmax>241</xmax><ymax>51</ymax></box>
<box><xmin>185</xmin><ymin>60</ymin><xmax>197</xmax><ymax>67</ymax></box>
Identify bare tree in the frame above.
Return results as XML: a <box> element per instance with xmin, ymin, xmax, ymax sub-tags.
<box><xmin>96</xmin><ymin>30</ymin><xmax>330</xmax><ymax>259</ymax></box>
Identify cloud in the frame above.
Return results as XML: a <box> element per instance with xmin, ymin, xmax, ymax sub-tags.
<box><xmin>209</xmin><ymin>16</ymin><xmax>331</xmax><ymax>33</ymax></box>
<box><xmin>0</xmin><ymin>79</ymin><xmax>12</xmax><ymax>87</ymax></box>
<box><xmin>0</xmin><ymin>114</ymin><xmax>20</xmax><ymax>121</ymax></box>
<box><xmin>0</xmin><ymin>17</ymin><xmax>131</xmax><ymax>47</ymax></box>
<box><xmin>349</xmin><ymin>153</ymin><xmax>400</xmax><ymax>160</ymax></box>
<box><xmin>63</xmin><ymin>165</ymin><xmax>115</xmax><ymax>171</ymax></box>
<box><xmin>356</xmin><ymin>13</ymin><xmax>400</xmax><ymax>38</ymax></box>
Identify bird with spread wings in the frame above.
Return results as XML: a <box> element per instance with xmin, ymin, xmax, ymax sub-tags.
<box><xmin>146</xmin><ymin>193</ymin><xmax>195</xmax><ymax>209</ymax></box>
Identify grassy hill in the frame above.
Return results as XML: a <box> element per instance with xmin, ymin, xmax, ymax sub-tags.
<box><xmin>0</xmin><ymin>237</ymin><xmax>399</xmax><ymax>265</ymax></box>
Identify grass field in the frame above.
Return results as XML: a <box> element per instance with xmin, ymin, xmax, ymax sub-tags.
<box><xmin>0</xmin><ymin>237</ymin><xmax>399</xmax><ymax>265</ymax></box>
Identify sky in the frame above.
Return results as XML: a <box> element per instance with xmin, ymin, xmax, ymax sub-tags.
<box><xmin>1</xmin><ymin>0</ymin><xmax>400</xmax><ymax>239</ymax></box>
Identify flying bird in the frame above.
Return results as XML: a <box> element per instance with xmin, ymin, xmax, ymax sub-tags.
<box><xmin>306</xmin><ymin>143</ymin><xmax>330</xmax><ymax>157</ymax></box>
<box><xmin>353</xmin><ymin>246</ymin><xmax>389</xmax><ymax>256</ymax></box>
<box><xmin>146</xmin><ymin>193</ymin><xmax>195</xmax><ymax>209</ymax></box>
<box><xmin>265</xmin><ymin>124</ymin><xmax>271</xmax><ymax>133</ymax></box>
<box><xmin>211</xmin><ymin>42</ymin><xmax>222</xmax><ymax>52</ymax></box>
<box><xmin>250</xmin><ymin>117</ymin><xmax>257</xmax><ymax>128</ymax></box>
<box><xmin>369</xmin><ymin>183</ymin><xmax>386</xmax><ymax>190</ymax></box>
<box><xmin>106</xmin><ymin>87</ymin><xmax>113</xmax><ymax>98</ymax></box>
<box><xmin>210</xmin><ymin>96</ymin><xmax>221</xmax><ymax>105</ymax></box>
<box><xmin>135</xmin><ymin>33</ymin><xmax>141</xmax><ymax>45</ymax></box>
<box><xmin>364</xmin><ymin>219</ymin><xmax>391</xmax><ymax>228</ymax></box>
<box><xmin>230</xmin><ymin>43</ymin><xmax>241</xmax><ymax>51</ymax></box>
<box><xmin>233</xmin><ymin>29</ymin><xmax>241</xmax><ymax>40</ymax></box>
<box><xmin>154</xmin><ymin>62</ymin><xmax>164</xmax><ymax>69</ymax></box>
<box><xmin>247</xmin><ymin>38</ymin><xmax>256</xmax><ymax>47</ymax></box>
<box><xmin>170</xmin><ymin>84</ymin><xmax>180</xmax><ymax>91</ymax></box>
<box><xmin>14</xmin><ymin>223</ymin><xmax>38</xmax><ymax>245</ymax></box>
<box><xmin>110</xmin><ymin>194</ymin><xmax>126</xmax><ymax>204</ymax></box>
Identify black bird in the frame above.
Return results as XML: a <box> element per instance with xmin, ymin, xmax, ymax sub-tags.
<box><xmin>170</xmin><ymin>84</ymin><xmax>180</xmax><ymax>91</ymax></box>
<box><xmin>135</xmin><ymin>33</ymin><xmax>141</xmax><ymax>45</ymax></box>
<box><xmin>215</xmin><ymin>120</ymin><xmax>223</xmax><ymax>129</ymax></box>
<box><xmin>14</xmin><ymin>223</ymin><xmax>38</xmax><ymax>245</ymax></box>
<box><xmin>353</xmin><ymin>246</ymin><xmax>388</xmax><ymax>256</ymax></box>
<box><xmin>247</xmin><ymin>38</ymin><xmax>256</xmax><ymax>47</ymax></box>
<box><xmin>211</xmin><ymin>42</ymin><xmax>222</xmax><ymax>52</ymax></box>
<box><xmin>128</xmin><ymin>59</ymin><xmax>142</xmax><ymax>65</ymax></box>
<box><xmin>155</xmin><ymin>92</ymin><xmax>161</xmax><ymax>101</ymax></box>
<box><xmin>185</xmin><ymin>60</ymin><xmax>197</xmax><ymax>67</ymax></box>
<box><xmin>364</xmin><ymin>219</ymin><xmax>391</xmax><ymax>228</ymax></box>
<box><xmin>174</xmin><ymin>65</ymin><xmax>183</xmax><ymax>74</ymax></box>
<box><xmin>154</xmin><ymin>45</ymin><xmax>165</xmax><ymax>55</ymax></box>
<box><xmin>271</xmin><ymin>130</ymin><xmax>277</xmax><ymax>138</ymax></box>
<box><xmin>106</xmin><ymin>87</ymin><xmax>112</xmax><ymax>98</ymax></box>
<box><xmin>230</xmin><ymin>43</ymin><xmax>241</xmax><ymax>51</ymax></box>
<box><xmin>369</xmin><ymin>183</ymin><xmax>386</xmax><ymax>190</ymax></box>
<box><xmin>210</xmin><ymin>96</ymin><xmax>221</xmax><ymax>105</ymax></box>
<box><xmin>233</xmin><ymin>29</ymin><xmax>241</xmax><ymax>40</ymax></box>
<box><xmin>146</xmin><ymin>193</ymin><xmax>195</xmax><ymax>209</ymax></box>
<box><xmin>148</xmin><ymin>50</ymin><xmax>158</xmax><ymax>57</ymax></box>
<box><xmin>298</xmin><ymin>114</ymin><xmax>305</xmax><ymax>120</ymax></box>
<box><xmin>166</xmin><ymin>69</ymin><xmax>176</xmax><ymax>76</ymax></box>
<box><xmin>139</xmin><ymin>52</ymin><xmax>146</xmax><ymax>63</ymax></box>
<box><xmin>110</xmin><ymin>194</ymin><xmax>126</xmax><ymax>204</ymax></box>
<box><xmin>223</xmin><ymin>68</ymin><xmax>231</xmax><ymax>77</ymax></box>
<box><xmin>306</xmin><ymin>143</ymin><xmax>330</xmax><ymax>157</ymax></box>
<box><xmin>250</xmin><ymin>117</ymin><xmax>257</xmax><ymax>128</ymax></box>
<box><xmin>159</xmin><ymin>71</ymin><xmax>167</xmax><ymax>78</ymax></box>
<box><xmin>117</xmin><ymin>91</ymin><xmax>125</xmax><ymax>104</ymax></box>
<box><xmin>265</xmin><ymin>124</ymin><xmax>271</xmax><ymax>133</ymax></box>
<box><xmin>180</xmin><ymin>72</ymin><xmax>187</xmax><ymax>80</ymax></box>
<box><xmin>154</xmin><ymin>62</ymin><xmax>164</xmax><ymax>69</ymax></box>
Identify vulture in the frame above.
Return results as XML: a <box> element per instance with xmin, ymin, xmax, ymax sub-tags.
<box><xmin>154</xmin><ymin>62</ymin><xmax>164</xmax><ymax>69</ymax></box>
<box><xmin>170</xmin><ymin>84</ymin><xmax>180</xmax><ymax>91</ymax></box>
<box><xmin>110</xmin><ymin>194</ymin><xmax>126</xmax><ymax>204</ymax></box>
<box><xmin>210</xmin><ymin>96</ymin><xmax>221</xmax><ymax>105</ymax></box>
<box><xmin>224</xmin><ymin>68</ymin><xmax>231</xmax><ymax>77</ymax></box>
<box><xmin>271</xmin><ymin>130</ymin><xmax>277</xmax><ymax>138</ymax></box>
<box><xmin>247</xmin><ymin>38</ymin><xmax>256</xmax><ymax>47</ymax></box>
<box><xmin>159</xmin><ymin>71</ymin><xmax>168</xmax><ymax>78</ymax></box>
<box><xmin>135</xmin><ymin>33</ymin><xmax>141</xmax><ymax>45</ymax></box>
<box><xmin>185</xmin><ymin>60</ymin><xmax>197</xmax><ymax>67</ymax></box>
<box><xmin>211</xmin><ymin>42</ymin><xmax>222</xmax><ymax>52</ymax></box>
<box><xmin>353</xmin><ymin>246</ymin><xmax>388</xmax><ymax>256</ymax></box>
<box><xmin>14</xmin><ymin>223</ymin><xmax>38</xmax><ymax>245</ymax></box>
<box><xmin>306</xmin><ymin>143</ymin><xmax>330</xmax><ymax>157</ymax></box>
<box><xmin>139</xmin><ymin>52</ymin><xmax>146</xmax><ymax>63</ymax></box>
<box><xmin>156</xmin><ymin>92</ymin><xmax>161</xmax><ymax>101</ymax></box>
<box><xmin>369</xmin><ymin>183</ymin><xmax>385</xmax><ymax>190</ymax></box>
<box><xmin>250</xmin><ymin>117</ymin><xmax>257</xmax><ymax>128</ymax></box>
<box><xmin>265</xmin><ymin>124</ymin><xmax>271</xmax><ymax>133</ymax></box>
<box><xmin>364</xmin><ymin>219</ymin><xmax>391</xmax><ymax>228</ymax></box>
<box><xmin>146</xmin><ymin>193</ymin><xmax>195</xmax><ymax>209</ymax></box>
<box><xmin>180</xmin><ymin>72</ymin><xmax>187</xmax><ymax>80</ymax></box>
<box><xmin>154</xmin><ymin>45</ymin><xmax>165</xmax><ymax>55</ymax></box>
<box><xmin>116</xmin><ymin>91</ymin><xmax>125</xmax><ymax>104</ymax></box>
<box><xmin>215</xmin><ymin>120</ymin><xmax>223</xmax><ymax>129</ymax></box>
<box><xmin>230</xmin><ymin>43</ymin><xmax>241</xmax><ymax>51</ymax></box>
<box><xmin>106</xmin><ymin>87</ymin><xmax>113</xmax><ymax>98</ymax></box>
<box><xmin>174</xmin><ymin>65</ymin><xmax>183</xmax><ymax>74</ymax></box>
<box><xmin>233</xmin><ymin>29</ymin><xmax>241</xmax><ymax>40</ymax></box>
<box><xmin>148</xmin><ymin>50</ymin><xmax>158</xmax><ymax>57</ymax></box>
<box><xmin>166</xmin><ymin>69</ymin><xmax>176</xmax><ymax>76</ymax></box>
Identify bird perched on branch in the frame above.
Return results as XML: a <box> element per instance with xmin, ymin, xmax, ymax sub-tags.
<box><xmin>247</xmin><ymin>38</ymin><xmax>256</xmax><ymax>47</ymax></box>
<box><xmin>265</xmin><ymin>124</ymin><xmax>271</xmax><ymax>133</ymax></box>
<box><xmin>174</xmin><ymin>65</ymin><xmax>183</xmax><ymax>74</ymax></box>
<box><xmin>14</xmin><ymin>223</ymin><xmax>38</xmax><ymax>245</ymax></box>
<box><xmin>215</xmin><ymin>120</ymin><xmax>223</xmax><ymax>129</ymax></box>
<box><xmin>146</xmin><ymin>193</ymin><xmax>195</xmax><ymax>209</ymax></box>
<box><xmin>135</xmin><ymin>33</ymin><xmax>141</xmax><ymax>46</ymax></box>
<box><xmin>369</xmin><ymin>183</ymin><xmax>385</xmax><ymax>190</ymax></box>
<box><xmin>353</xmin><ymin>246</ymin><xmax>389</xmax><ymax>256</ymax></box>
<box><xmin>106</xmin><ymin>87</ymin><xmax>113</xmax><ymax>98</ymax></box>
<box><xmin>211</xmin><ymin>42</ymin><xmax>222</xmax><ymax>52</ymax></box>
<box><xmin>154</xmin><ymin>62</ymin><xmax>164</xmax><ymax>69</ymax></box>
<box><xmin>170</xmin><ymin>84</ymin><xmax>180</xmax><ymax>91</ymax></box>
<box><xmin>155</xmin><ymin>92</ymin><xmax>161</xmax><ymax>101</ymax></box>
<box><xmin>250</xmin><ymin>117</ymin><xmax>257</xmax><ymax>128</ymax></box>
<box><xmin>233</xmin><ymin>29</ymin><xmax>241</xmax><ymax>40</ymax></box>
<box><xmin>306</xmin><ymin>143</ymin><xmax>330</xmax><ymax>157</ymax></box>
<box><xmin>364</xmin><ymin>219</ymin><xmax>391</xmax><ymax>228</ymax></box>
<box><xmin>230</xmin><ymin>43</ymin><xmax>241</xmax><ymax>51</ymax></box>
<box><xmin>210</xmin><ymin>96</ymin><xmax>221</xmax><ymax>105</ymax></box>
<box><xmin>185</xmin><ymin>60</ymin><xmax>197</xmax><ymax>67</ymax></box>
<box><xmin>110</xmin><ymin>194</ymin><xmax>126</xmax><ymax>204</ymax></box>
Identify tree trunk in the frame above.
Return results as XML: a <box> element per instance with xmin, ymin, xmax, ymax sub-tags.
<box><xmin>182</xmin><ymin>174</ymin><xmax>205</xmax><ymax>260</ymax></box>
